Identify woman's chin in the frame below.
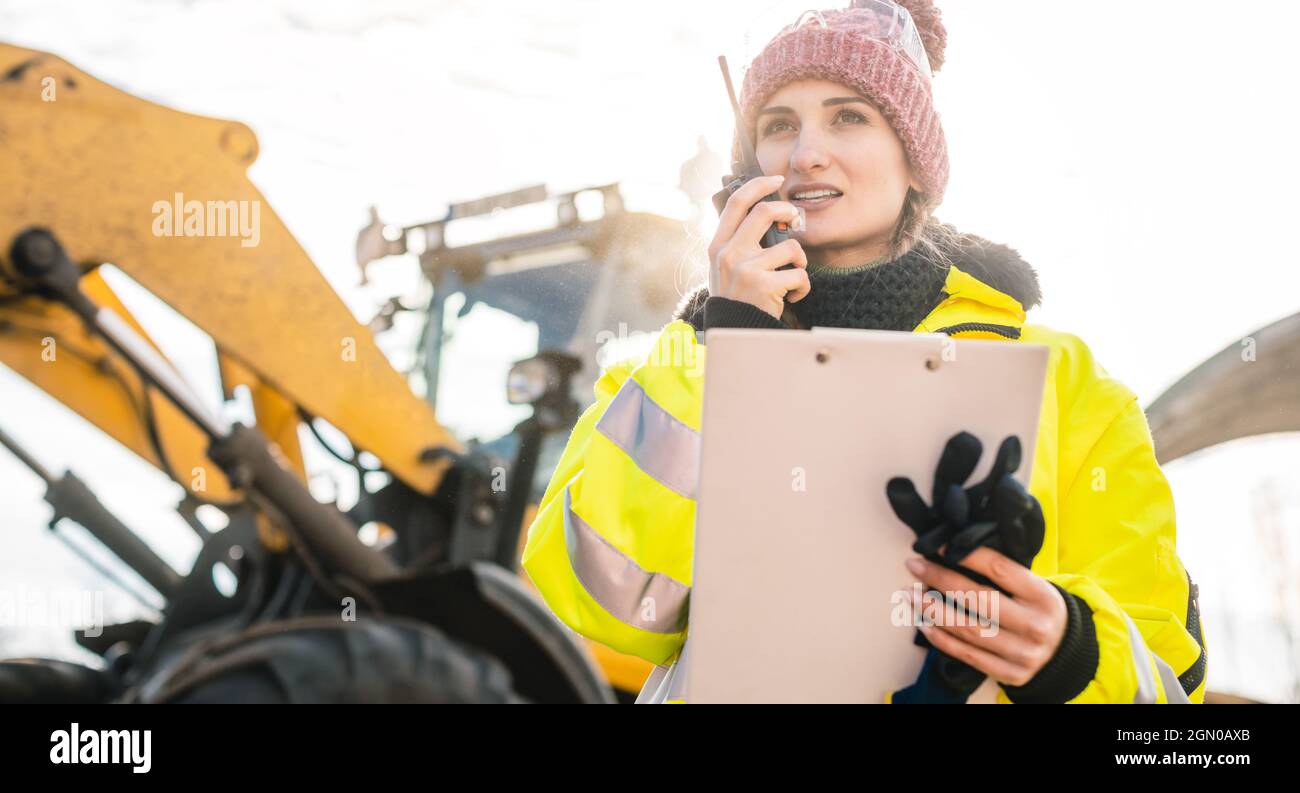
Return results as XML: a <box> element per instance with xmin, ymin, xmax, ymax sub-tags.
<box><xmin>793</xmin><ymin>227</ymin><xmax>849</xmax><ymax>254</ymax></box>
<box><xmin>794</xmin><ymin>222</ymin><xmax>892</xmax><ymax>260</ymax></box>
<box><xmin>793</xmin><ymin>229</ymin><xmax>831</xmax><ymax>248</ymax></box>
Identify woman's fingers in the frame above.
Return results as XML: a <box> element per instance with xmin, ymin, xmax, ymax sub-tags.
<box><xmin>746</xmin><ymin>267</ymin><xmax>810</xmax><ymax>318</ymax></box>
<box><xmin>907</xmin><ymin>555</ymin><xmax>1036</xmax><ymax>632</ymax></box>
<box><xmin>745</xmin><ymin>244</ymin><xmax>810</xmax><ymax>310</ymax></box>
<box><xmin>958</xmin><ymin>547</ymin><xmax>1052</xmax><ymax>604</ymax></box>
<box><xmin>907</xmin><ymin>552</ymin><xmax>1068</xmax><ymax>678</ymax></box>
<box><xmin>732</xmin><ymin>196</ymin><xmax>801</xmax><ymax>252</ymax></box>
<box><xmin>773</xmin><ymin>266</ymin><xmax>811</xmax><ymax>303</ymax></box>
<box><xmin>706</xmin><ymin>173</ymin><xmax>809</xmax><ymax>313</ymax></box>
<box><xmin>918</xmin><ymin>619</ymin><xmax>1034</xmax><ymax>686</ymax></box>
<box><xmin>714</xmin><ymin>237</ymin><xmax>809</xmax><ymax>317</ymax></box>
<box><xmin>917</xmin><ymin>591</ymin><xmax>1047</xmax><ymax>682</ymax></box>
<box><xmin>742</xmin><ymin>237</ymin><xmax>807</xmax><ymax>273</ymax></box>
<box><xmin>709</xmin><ymin>174</ymin><xmax>786</xmax><ymax>259</ymax></box>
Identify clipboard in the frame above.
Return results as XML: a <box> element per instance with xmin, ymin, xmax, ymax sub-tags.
<box><xmin>684</xmin><ymin>327</ymin><xmax>1050</xmax><ymax>703</ymax></box>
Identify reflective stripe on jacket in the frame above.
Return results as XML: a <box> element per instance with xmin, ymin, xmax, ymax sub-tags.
<box><xmin>521</xmin><ymin>264</ymin><xmax>1208</xmax><ymax>704</ymax></box>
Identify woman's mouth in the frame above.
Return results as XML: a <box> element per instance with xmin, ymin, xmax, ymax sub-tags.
<box><xmin>789</xmin><ymin>188</ymin><xmax>843</xmax><ymax>211</ymax></box>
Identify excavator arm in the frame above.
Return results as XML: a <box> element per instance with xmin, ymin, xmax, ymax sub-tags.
<box><xmin>0</xmin><ymin>43</ymin><xmax>457</xmax><ymax>497</ymax></box>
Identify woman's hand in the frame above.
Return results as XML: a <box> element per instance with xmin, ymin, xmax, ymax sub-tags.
<box><xmin>707</xmin><ymin>174</ymin><xmax>811</xmax><ymax>320</ymax></box>
<box><xmin>905</xmin><ymin>546</ymin><xmax>1068</xmax><ymax>687</ymax></box>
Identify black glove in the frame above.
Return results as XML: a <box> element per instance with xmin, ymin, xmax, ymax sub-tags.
<box><xmin>884</xmin><ymin>431</ymin><xmax>1046</xmax><ymax>701</ymax></box>
<box><xmin>887</xmin><ymin>431</ymin><xmax>1044</xmax><ymax>577</ymax></box>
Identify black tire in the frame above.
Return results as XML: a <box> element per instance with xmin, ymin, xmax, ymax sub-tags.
<box><xmin>0</xmin><ymin>658</ymin><xmax>116</xmax><ymax>704</ymax></box>
<box><xmin>136</xmin><ymin>615</ymin><xmax>524</xmax><ymax>704</ymax></box>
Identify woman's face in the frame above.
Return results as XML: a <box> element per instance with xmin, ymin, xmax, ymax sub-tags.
<box><xmin>754</xmin><ymin>79</ymin><xmax>921</xmax><ymax>267</ymax></box>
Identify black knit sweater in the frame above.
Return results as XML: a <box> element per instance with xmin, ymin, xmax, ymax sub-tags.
<box><xmin>673</xmin><ymin>226</ymin><xmax>1044</xmax><ymax>333</ymax></box>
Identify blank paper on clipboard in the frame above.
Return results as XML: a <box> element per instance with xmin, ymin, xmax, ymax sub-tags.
<box><xmin>684</xmin><ymin>326</ymin><xmax>1050</xmax><ymax>704</ymax></box>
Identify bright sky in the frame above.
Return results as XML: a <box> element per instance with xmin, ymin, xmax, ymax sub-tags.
<box><xmin>2</xmin><ymin>0</ymin><xmax>1297</xmax><ymax>701</ymax></box>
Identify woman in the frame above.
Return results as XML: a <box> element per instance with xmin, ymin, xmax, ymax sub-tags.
<box><xmin>522</xmin><ymin>0</ymin><xmax>1207</xmax><ymax>703</ymax></box>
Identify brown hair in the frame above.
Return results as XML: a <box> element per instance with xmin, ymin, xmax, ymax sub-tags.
<box><xmin>777</xmin><ymin>187</ymin><xmax>959</xmax><ymax>329</ymax></box>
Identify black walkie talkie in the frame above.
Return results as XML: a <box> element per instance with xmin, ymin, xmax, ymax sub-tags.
<box><xmin>711</xmin><ymin>55</ymin><xmax>793</xmax><ymax>260</ymax></box>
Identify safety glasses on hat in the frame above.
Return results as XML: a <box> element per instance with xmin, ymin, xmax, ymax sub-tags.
<box><xmin>784</xmin><ymin>0</ymin><xmax>933</xmax><ymax>80</ymax></box>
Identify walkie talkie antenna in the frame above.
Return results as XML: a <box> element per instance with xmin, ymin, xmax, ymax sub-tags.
<box><xmin>718</xmin><ymin>56</ymin><xmax>761</xmax><ymax>176</ymax></box>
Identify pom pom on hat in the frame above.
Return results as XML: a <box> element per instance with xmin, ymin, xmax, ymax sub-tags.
<box><xmin>891</xmin><ymin>0</ymin><xmax>947</xmax><ymax>74</ymax></box>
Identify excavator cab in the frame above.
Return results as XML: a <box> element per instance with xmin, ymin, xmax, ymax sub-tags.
<box><xmin>357</xmin><ymin>183</ymin><xmax>703</xmax><ymax>696</ymax></box>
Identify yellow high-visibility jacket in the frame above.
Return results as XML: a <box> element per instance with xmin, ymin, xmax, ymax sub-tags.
<box><xmin>521</xmin><ymin>262</ymin><xmax>1208</xmax><ymax>703</ymax></box>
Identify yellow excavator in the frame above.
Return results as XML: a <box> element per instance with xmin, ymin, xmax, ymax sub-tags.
<box><xmin>0</xmin><ymin>42</ymin><xmax>688</xmax><ymax>702</ymax></box>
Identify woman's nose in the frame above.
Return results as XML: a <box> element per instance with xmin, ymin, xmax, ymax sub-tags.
<box><xmin>790</xmin><ymin>132</ymin><xmax>830</xmax><ymax>174</ymax></box>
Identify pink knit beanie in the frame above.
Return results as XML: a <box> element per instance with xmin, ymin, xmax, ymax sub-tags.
<box><xmin>733</xmin><ymin>0</ymin><xmax>950</xmax><ymax>208</ymax></box>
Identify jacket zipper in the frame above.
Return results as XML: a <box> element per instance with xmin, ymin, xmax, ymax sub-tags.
<box><xmin>936</xmin><ymin>322</ymin><xmax>1021</xmax><ymax>340</ymax></box>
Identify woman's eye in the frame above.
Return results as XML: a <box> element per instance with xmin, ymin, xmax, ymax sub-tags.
<box><xmin>761</xmin><ymin>119</ymin><xmax>795</xmax><ymax>137</ymax></box>
<box><xmin>835</xmin><ymin>109</ymin><xmax>868</xmax><ymax>125</ymax></box>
